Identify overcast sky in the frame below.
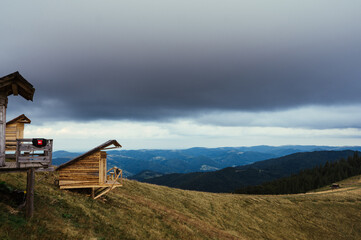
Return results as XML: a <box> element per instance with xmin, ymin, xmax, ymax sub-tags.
<box><xmin>1</xmin><ymin>1</ymin><xmax>361</xmax><ymax>151</ymax></box>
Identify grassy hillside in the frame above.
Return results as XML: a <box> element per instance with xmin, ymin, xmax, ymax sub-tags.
<box><xmin>1</xmin><ymin>172</ymin><xmax>361</xmax><ymax>240</ymax></box>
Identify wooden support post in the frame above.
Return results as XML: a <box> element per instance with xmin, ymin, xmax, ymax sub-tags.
<box><xmin>26</xmin><ymin>168</ymin><xmax>35</xmax><ymax>219</ymax></box>
<box><xmin>0</xmin><ymin>94</ymin><xmax>7</xmax><ymax>167</ymax></box>
<box><xmin>91</xmin><ymin>187</ymin><xmax>95</xmax><ymax>199</ymax></box>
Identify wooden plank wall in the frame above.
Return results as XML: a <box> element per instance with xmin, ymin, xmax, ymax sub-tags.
<box><xmin>17</xmin><ymin>123</ymin><xmax>24</xmax><ymax>139</ymax></box>
<box><xmin>58</xmin><ymin>152</ymin><xmax>101</xmax><ymax>188</ymax></box>
<box><xmin>6</xmin><ymin>123</ymin><xmax>17</xmax><ymax>141</ymax></box>
<box><xmin>5</xmin><ymin>122</ymin><xmax>24</xmax><ymax>150</ymax></box>
<box><xmin>99</xmin><ymin>151</ymin><xmax>107</xmax><ymax>184</ymax></box>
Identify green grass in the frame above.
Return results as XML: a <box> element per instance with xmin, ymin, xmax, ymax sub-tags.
<box><xmin>0</xmin><ymin>172</ymin><xmax>361</xmax><ymax>239</ymax></box>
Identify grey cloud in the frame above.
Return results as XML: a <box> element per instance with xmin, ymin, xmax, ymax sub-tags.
<box><xmin>194</xmin><ymin>105</ymin><xmax>361</xmax><ymax>129</ymax></box>
<box><xmin>2</xmin><ymin>1</ymin><xmax>361</xmax><ymax>124</ymax></box>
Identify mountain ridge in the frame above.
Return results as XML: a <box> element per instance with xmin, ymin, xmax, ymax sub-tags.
<box><xmin>53</xmin><ymin>145</ymin><xmax>361</xmax><ymax>177</ymax></box>
<box><xmin>142</xmin><ymin>150</ymin><xmax>357</xmax><ymax>192</ymax></box>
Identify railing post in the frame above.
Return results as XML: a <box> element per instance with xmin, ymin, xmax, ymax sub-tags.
<box><xmin>16</xmin><ymin>139</ymin><xmax>20</xmax><ymax>168</ymax></box>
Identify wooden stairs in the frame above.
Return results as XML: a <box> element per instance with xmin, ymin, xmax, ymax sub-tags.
<box><xmin>93</xmin><ymin>186</ymin><xmax>115</xmax><ymax>199</ymax></box>
<box><xmin>92</xmin><ymin>167</ymin><xmax>123</xmax><ymax>199</ymax></box>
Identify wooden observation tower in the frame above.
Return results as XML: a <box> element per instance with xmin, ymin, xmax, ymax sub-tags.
<box><xmin>0</xmin><ymin>71</ymin><xmax>54</xmax><ymax>218</ymax></box>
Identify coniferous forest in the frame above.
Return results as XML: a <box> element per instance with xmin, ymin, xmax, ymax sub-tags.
<box><xmin>235</xmin><ymin>152</ymin><xmax>361</xmax><ymax>195</ymax></box>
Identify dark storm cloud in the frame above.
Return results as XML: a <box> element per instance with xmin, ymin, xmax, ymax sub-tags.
<box><xmin>2</xmin><ymin>1</ymin><xmax>361</xmax><ymax>123</ymax></box>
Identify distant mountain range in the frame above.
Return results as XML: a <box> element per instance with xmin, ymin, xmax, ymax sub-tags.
<box><xmin>52</xmin><ymin>145</ymin><xmax>361</xmax><ymax>178</ymax></box>
<box><xmin>140</xmin><ymin>150</ymin><xmax>357</xmax><ymax>193</ymax></box>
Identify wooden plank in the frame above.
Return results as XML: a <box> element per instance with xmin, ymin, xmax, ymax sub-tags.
<box><xmin>0</xmin><ymin>102</ymin><xmax>6</xmax><ymax>167</ymax></box>
<box><xmin>19</xmin><ymin>144</ymin><xmax>52</xmax><ymax>152</ymax></box>
<box><xmin>99</xmin><ymin>157</ymin><xmax>104</xmax><ymax>184</ymax></box>
<box><xmin>94</xmin><ymin>187</ymin><xmax>111</xmax><ymax>199</ymax></box>
<box><xmin>59</xmin><ymin>173</ymin><xmax>99</xmax><ymax>177</ymax></box>
<box><xmin>60</xmin><ymin>181</ymin><xmax>99</xmax><ymax>185</ymax></box>
<box><xmin>59</xmin><ymin>173</ymin><xmax>99</xmax><ymax>176</ymax></box>
<box><xmin>26</xmin><ymin>168</ymin><xmax>35</xmax><ymax>219</ymax></box>
<box><xmin>64</xmin><ymin>166</ymin><xmax>99</xmax><ymax>169</ymax></box>
<box><xmin>17</xmin><ymin>157</ymin><xmax>51</xmax><ymax>163</ymax></box>
<box><xmin>17</xmin><ymin>123</ymin><xmax>24</xmax><ymax>139</ymax></box>
<box><xmin>59</xmin><ymin>174</ymin><xmax>99</xmax><ymax>177</ymax></box>
<box><xmin>17</xmin><ymin>156</ymin><xmax>51</xmax><ymax>161</ymax></box>
<box><xmin>73</xmin><ymin>158</ymin><xmax>100</xmax><ymax>162</ymax></box>
<box><xmin>61</xmin><ymin>172</ymin><xmax>98</xmax><ymax>174</ymax></box>
<box><xmin>5</xmin><ymin>131</ymin><xmax>17</xmax><ymax>134</ymax></box>
<box><xmin>35</xmin><ymin>167</ymin><xmax>54</xmax><ymax>172</ymax></box>
<box><xmin>63</xmin><ymin>165</ymin><xmax>99</xmax><ymax>169</ymax></box>
<box><xmin>59</xmin><ymin>171</ymin><xmax>99</xmax><ymax>174</ymax></box>
<box><xmin>11</xmin><ymin>83</ymin><xmax>18</xmax><ymax>95</ymax></box>
<box><xmin>59</xmin><ymin>175</ymin><xmax>98</xmax><ymax>179</ymax></box>
<box><xmin>65</xmin><ymin>160</ymin><xmax>99</xmax><ymax>164</ymax></box>
<box><xmin>60</xmin><ymin>182</ymin><xmax>99</xmax><ymax>185</ymax></box>
<box><xmin>59</xmin><ymin>175</ymin><xmax>99</xmax><ymax>178</ymax></box>
<box><xmin>0</xmin><ymin>161</ymin><xmax>51</xmax><ymax>169</ymax></box>
<box><xmin>59</xmin><ymin>183</ymin><xmax>122</xmax><ymax>189</ymax></box>
<box><xmin>59</xmin><ymin>181</ymin><xmax>99</xmax><ymax>186</ymax></box>
<box><xmin>102</xmin><ymin>154</ymin><xmax>106</xmax><ymax>184</ymax></box>
<box><xmin>59</xmin><ymin>169</ymin><xmax>100</xmax><ymax>172</ymax></box>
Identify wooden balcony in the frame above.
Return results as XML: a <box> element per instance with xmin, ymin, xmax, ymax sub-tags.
<box><xmin>0</xmin><ymin>138</ymin><xmax>53</xmax><ymax>172</ymax></box>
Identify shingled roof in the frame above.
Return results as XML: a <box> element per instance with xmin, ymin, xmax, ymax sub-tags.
<box><xmin>56</xmin><ymin>140</ymin><xmax>122</xmax><ymax>171</ymax></box>
<box><xmin>6</xmin><ymin>114</ymin><xmax>31</xmax><ymax>125</ymax></box>
<box><xmin>0</xmin><ymin>71</ymin><xmax>35</xmax><ymax>101</ymax></box>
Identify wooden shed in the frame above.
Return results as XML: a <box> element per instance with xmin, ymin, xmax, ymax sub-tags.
<box><xmin>56</xmin><ymin>140</ymin><xmax>123</xmax><ymax>199</ymax></box>
<box><xmin>6</xmin><ymin>114</ymin><xmax>31</xmax><ymax>151</ymax></box>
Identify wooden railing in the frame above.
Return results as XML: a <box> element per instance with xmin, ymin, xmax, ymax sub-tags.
<box><xmin>14</xmin><ymin>138</ymin><xmax>53</xmax><ymax>168</ymax></box>
<box><xmin>107</xmin><ymin>166</ymin><xmax>123</xmax><ymax>186</ymax></box>
<box><xmin>93</xmin><ymin>167</ymin><xmax>123</xmax><ymax>199</ymax></box>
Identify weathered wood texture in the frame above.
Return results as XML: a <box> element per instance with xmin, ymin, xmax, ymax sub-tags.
<box><xmin>26</xmin><ymin>168</ymin><xmax>35</xmax><ymax>219</ymax></box>
<box><xmin>0</xmin><ymin>161</ymin><xmax>54</xmax><ymax>171</ymax></box>
<box><xmin>0</xmin><ymin>138</ymin><xmax>53</xmax><ymax>172</ymax></box>
<box><xmin>6</xmin><ymin>115</ymin><xmax>30</xmax><ymax>150</ymax></box>
<box><xmin>0</xmin><ymin>96</ymin><xmax>6</xmax><ymax>166</ymax></box>
<box><xmin>58</xmin><ymin>151</ymin><xmax>108</xmax><ymax>188</ymax></box>
<box><xmin>15</xmin><ymin>139</ymin><xmax>53</xmax><ymax>168</ymax></box>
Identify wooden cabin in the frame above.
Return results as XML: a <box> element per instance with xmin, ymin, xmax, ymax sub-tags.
<box><xmin>56</xmin><ymin>140</ymin><xmax>123</xmax><ymax>199</ymax></box>
<box><xmin>6</xmin><ymin>114</ymin><xmax>31</xmax><ymax>151</ymax></box>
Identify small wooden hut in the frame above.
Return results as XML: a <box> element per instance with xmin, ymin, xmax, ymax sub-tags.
<box><xmin>56</xmin><ymin>140</ymin><xmax>123</xmax><ymax>199</ymax></box>
<box><xmin>6</xmin><ymin>114</ymin><xmax>31</xmax><ymax>151</ymax></box>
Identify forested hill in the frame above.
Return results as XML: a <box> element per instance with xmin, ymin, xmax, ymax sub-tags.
<box><xmin>236</xmin><ymin>152</ymin><xmax>361</xmax><ymax>194</ymax></box>
<box><xmin>143</xmin><ymin>150</ymin><xmax>357</xmax><ymax>193</ymax></box>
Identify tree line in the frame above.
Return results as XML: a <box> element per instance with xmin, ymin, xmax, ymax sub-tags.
<box><xmin>235</xmin><ymin>152</ymin><xmax>361</xmax><ymax>195</ymax></box>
